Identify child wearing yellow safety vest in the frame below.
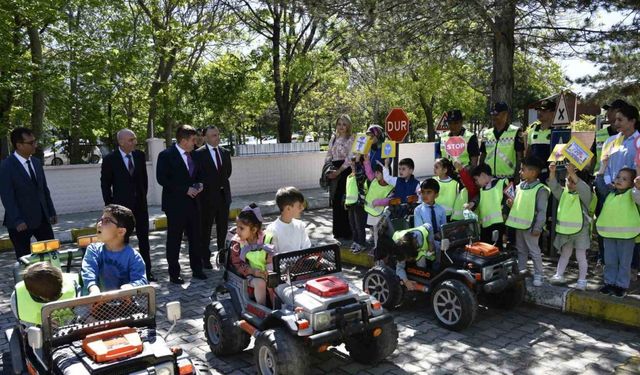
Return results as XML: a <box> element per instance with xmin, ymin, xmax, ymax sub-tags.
<box><xmin>392</xmin><ymin>223</ymin><xmax>436</xmax><ymax>291</ymax></box>
<box><xmin>505</xmin><ymin>156</ymin><xmax>549</xmax><ymax>287</ymax></box>
<box><xmin>467</xmin><ymin>164</ymin><xmax>509</xmax><ymax>250</ymax></box>
<box><xmin>362</xmin><ymin>154</ymin><xmax>394</xmax><ymax>250</ymax></box>
<box><xmin>433</xmin><ymin>158</ymin><xmax>459</xmax><ymax>221</ymax></box>
<box><xmin>547</xmin><ymin>162</ymin><xmax>592</xmax><ymax>290</ymax></box>
<box><xmin>595</xmin><ymin>157</ymin><xmax>640</xmax><ymax>298</ymax></box>
<box><xmin>232</xmin><ymin>204</ymin><xmax>274</xmax><ymax>306</ymax></box>
<box><xmin>345</xmin><ymin>155</ymin><xmax>369</xmax><ymax>253</ymax></box>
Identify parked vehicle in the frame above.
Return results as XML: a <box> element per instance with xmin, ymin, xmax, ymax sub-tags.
<box><xmin>43</xmin><ymin>141</ymin><xmax>102</xmax><ymax>166</ymax></box>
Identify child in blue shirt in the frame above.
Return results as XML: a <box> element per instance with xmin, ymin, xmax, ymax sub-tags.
<box><xmin>82</xmin><ymin>204</ymin><xmax>147</xmax><ymax>295</ymax></box>
<box><xmin>414</xmin><ymin>178</ymin><xmax>447</xmax><ymax>250</ymax></box>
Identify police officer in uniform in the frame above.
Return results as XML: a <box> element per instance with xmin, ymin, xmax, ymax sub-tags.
<box><xmin>526</xmin><ymin>99</ymin><xmax>556</xmax><ymax>182</ymax></box>
<box><xmin>437</xmin><ymin>109</ymin><xmax>480</xmax><ymax>168</ymax></box>
<box><xmin>480</xmin><ymin>102</ymin><xmax>524</xmax><ymax>181</ymax></box>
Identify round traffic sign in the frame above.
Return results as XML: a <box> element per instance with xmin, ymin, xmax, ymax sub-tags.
<box><xmin>444</xmin><ymin>136</ymin><xmax>467</xmax><ymax>158</ymax></box>
<box><xmin>385</xmin><ymin>108</ymin><xmax>410</xmax><ymax>142</ymax></box>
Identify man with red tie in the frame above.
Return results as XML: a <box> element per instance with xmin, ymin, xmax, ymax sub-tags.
<box><xmin>194</xmin><ymin>126</ymin><xmax>232</xmax><ymax>269</ymax></box>
<box><xmin>156</xmin><ymin>125</ymin><xmax>206</xmax><ymax>284</ymax></box>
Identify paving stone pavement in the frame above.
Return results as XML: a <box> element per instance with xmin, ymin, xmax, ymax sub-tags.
<box><xmin>0</xmin><ymin>208</ymin><xmax>638</xmax><ymax>374</ymax></box>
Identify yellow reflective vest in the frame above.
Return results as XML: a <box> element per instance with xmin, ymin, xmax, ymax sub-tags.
<box><xmin>435</xmin><ymin>178</ymin><xmax>459</xmax><ymax>217</ymax></box>
<box><xmin>345</xmin><ymin>174</ymin><xmax>359</xmax><ymax>206</ymax></box>
<box><xmin>451</xmin><ymin>188</ymin><xmax>469</xmax><ymax>221</ymax></box>
<box><xmin>596</xmin><ymin>190</ymin><xmax>640</xmax><ymax>239</ymax></box>
<box><xmin>593</xmin><ymin>128</ymin><xmax>611</xmax><ymax>174</ymax></box>
<box><xmin>392</xmin><ymin>226</ymin><xmax>434</xmax><ymax>261</ymax></box>
<box><xmin>482</xmin><ymin>125</ymin><xmax>519</xmax><ymax>178</ymax></box>
<box><xmin>555</xmin><ymin>188</ymin><xmax>584</xmax><ymax>235</ymax></box>
<box><xmin>364</xmin><ymin>180</ymin><xmax>394</xmax><ymax>216</ymax></box>
<box><xmin>15</xmin><ymin>273</ymin><xmax>77</xmax><ymax>325</ymax></box>
<box><xmin>478</xmin><ymin>179</ymin><xmax>507</xmax><ymax>228</ymax></box>
<box><xmin>506</xmin><ymin>183</ymin><xmax>549</xmax><ymax>230</ymax></box>
<box><xmin>245</xmin><ymin>249</ymin><xmax>268</xmax><ymax>271</ymax></box>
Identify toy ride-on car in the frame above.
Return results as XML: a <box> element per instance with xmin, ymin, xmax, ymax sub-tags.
<box><xmin>364</xmin><ymin>217</ymin><xmax>524</xmax><ymax>331</ymax></box>
<box><xmin>4</xmin><ymin>285</ymin><xmax>208</xmax><ymax>374</ymax></box>
<box><xmin>205</xmin><ymin>244</ymin><xmax>398</xmax><ymax>375</ymax></box>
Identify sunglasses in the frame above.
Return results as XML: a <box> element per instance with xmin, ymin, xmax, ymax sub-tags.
<box><xmin>19</xmin><ymin>140</ymin><xmax>37</xmax><ymax>146</ymax></box>
<box><xmin>97</xmin><ymin>217</ymin><xmax>119</xmax><ymax>226</ymax></box>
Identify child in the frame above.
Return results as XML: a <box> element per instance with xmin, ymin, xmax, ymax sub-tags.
<box><xmin>433</xmin><ymin>158</ymin><xmax>459</xmax><ymax>220</ymax></box>
<box><xmin>82</xmin><ymin>204</ymin><xmax>147</xmax><ymax>295</ymax></box>
<box><xmin>345</xmin><ymin>155</ymin><xmax>368</xmax><ymax>253</ymax></box>
<box><xmin>467</xmin><ymin>163</ymin><xmax>508</xmax><ymax>249</ymax></box>
<box><xmin>414</xmin><ymin>178</ymin><xmax>447</xmax><ymax>250</ymax></box>
<box><xmin>548</xmin><ymin>162</ymin><xmax>592</xmax><ymax>290</ymax></box>
<box><xmin>381</xmin><ymin>158</ymin><xmax>420</xmax><ymax>203</ymax></box>
<box><xmin>265</xmin><ymin>186</ymin><xmax>312</xmax><ymax>253</ymax></box>
<box><xmin>451</xmin><ymin>161</ymin><xmax>479</xmax><ymax>221</ymax></box>
<box><xmin>11</xmin><ymin>262</ymin><xmax>78</xmax><ymax>326</ymax></box>
<box><xmin>505</xmin><ymin>156</ymin><xmax>549</xmax><ymax>287</ymax></box>
<box><xmin>595</xmin><ymin>157</ymin><xmax>640</xmax><ymax>297</ymax></box>
<box><xmin>392</xmin><ymin>223</ymin><xmax>436</xmax><ymax>291</ymax></box>
<box><xmin>230</xmin><ymin>204</ymin><xmax>273</xmax><ymax>306</ymax></box>
<box><xmin>366</xmin><ymin>124</ymin><xmax>388</xmax><ymax>169</ymax></box>
<box><xmin>363</xmin><ymin>155</ymin><xmax>394</xmax><ymax>249</ymax></box>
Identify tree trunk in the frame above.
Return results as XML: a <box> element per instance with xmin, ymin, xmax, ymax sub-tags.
<box><xmin>27</xmin><ymin>24</ymin><xmax>45</xmax><ymax>159</ymax></box>
<box><xmin>491</xmin><ymin>0</ymin><xmax>516</xmax><ymax>108</ymax></box>
<box><xmin>68</xmin><ymin>8</ymin><xmax>84</xmax><ymax>164</ymax></box>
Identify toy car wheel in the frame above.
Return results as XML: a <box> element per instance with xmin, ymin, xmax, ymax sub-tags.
<box><xmin>431</xmin><ymin>279</ymin><xmax>477</xmax><ymax>331</ymax></box>
<box><xmin>254</xmin><ymin>327</ymin><xmax>308</xmax><ymax>375</ymax></box>
<box><xmin>204</xmin><ymin>301</ymin><xmax>250</xmax><ymax>355</ymax></box>
<box><xmin>489</xmin><ymin>279</ymin><xmax>525</xmax><ymax>309</ymax></box>
<box><xmin>363</xmin><ymin>266</ymin><xmax>403</xmax><ymax>309</ymax></box>
<box><xmin>344</xmin><ymin>321</ymin><xmax>398</xmax><ymax>365</ymax></box>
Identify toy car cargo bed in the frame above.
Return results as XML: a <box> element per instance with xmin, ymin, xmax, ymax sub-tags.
<box><xmin>51</xmin><ymin>328</ymin><xmax>175</xmax><ymax>374</ymax></box>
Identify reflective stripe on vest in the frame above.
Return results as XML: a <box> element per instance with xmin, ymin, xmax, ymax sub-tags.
<box><xmin>15</xmin><ymin>273</ymin><xmax>77</xmax><ymax>325</ymax></box>
<box><xmin>556</xmin><ymin>188</ymin><xmax>584</xmax><ymax>235</ymax></box>
<box><xmin>593</xmin><ymin>128</ymin><xmax>610</xmax><ymax>174</ymax></box>
<box><xmin>506</xmin><ymin>183</ymin><xmax>549</xmax><ymax>230</ymax></box>
<box><xmin>440</xmin><ymin>133</ymin><xmax>472</xmax><ymax>165</ymax></box>
<box><xmin>483</xmin><ymin>126</ymin><xmax>518</xmax><ymax>178</ymax></box>
<box><xmin>435</xmin><ymin>178</ymin><xmax>459</xmax><ymax>216</ymax></box>
<box><xmin>345</xmin><ymin>175</ymin><xmax>359</xmax><ymax>205</ymax></box>
<box><xmin>596</xmin><ymin>190</ymin><xmax>640</xmax><ymax>239</ymax></box>
<box><xmin>364</xmin><ymin>180</ymin><xmax>394</xmax><ymax>216</ymax></box>
<box><xmin>245</xmin><ymin>249</ymin><xmax>268</xmax><ymax>271</ymax></box>
<box><xmin>392</xmin><ymin>226</ymin><xmax>433</xmax><ymax>261</ymax></box>
<box><xmin>451</xmin><ymin>188</ymin><xmax>469</xmax><ymax>221</ymax></box>
<box><xmin>478</xmin><ymin>179</ymin><xmax>506</xmax><ymax>228</ymax></box>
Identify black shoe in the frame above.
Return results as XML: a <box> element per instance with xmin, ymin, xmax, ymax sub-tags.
<box><xmin>203</xmin><ymin>261</ymin><xmax>213</xmax><ymax>270</ymax></box>
<box><xmin>170</xmin><ymin>276</ymin><xmax>185</xmax><ymax>285</ymax></box>
<box><xmin>147</xmin><ymin>272</ymin><xmax>157</xmax><ymax>282</ymax></box>
<box><xmin>192</xmin><ymin>271</ymin><xmax>208</xmax><ymax>280</ymax></box>
<box><xmin>613</xmin><ymin>286</ymin><xmax>627</xmax><ymax>298</ymax></box>
<box><xmin>599</xmin><ymin>284</ymin><xmax>614</xmax><ymax>295</ymax></box>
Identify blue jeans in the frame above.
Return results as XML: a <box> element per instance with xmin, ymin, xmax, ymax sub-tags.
<box><xmin>603</xmin><ymin>238</ymin><xmax>635</xmax><ymax>289</ymax></box>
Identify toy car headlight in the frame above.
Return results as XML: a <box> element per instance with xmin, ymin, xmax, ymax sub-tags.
<box><xmin>155</xmin><ymin>367</ymin><xmax>172</xmax><ymax>375</ymax></box>
<box><xmin>313</xmin><ymin>311</ymin><xmax>332</xmax><ymax>331</ymax></box>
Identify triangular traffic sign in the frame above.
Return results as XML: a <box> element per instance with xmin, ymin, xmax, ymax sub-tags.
<box><xmin>553</xmin><ymin>93</ymin><xmax>570</xmax><ymax>125</ymax></box>
<box><xmin>436</xmin><ymin>112</ymin><xmax>449</xmax><ymax>132</ymax></box>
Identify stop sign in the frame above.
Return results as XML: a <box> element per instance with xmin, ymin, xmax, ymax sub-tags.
<box><xmin>444</xmin><ymin>136</ymin><xmax>467</xmax><ymax>158</ymax></box>
<box><xmin>385</xmin><ymin>108</ymin><xmax>410</xmax><ymax>142</ymax></box>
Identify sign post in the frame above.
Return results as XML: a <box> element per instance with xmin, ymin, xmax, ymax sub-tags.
<box><xmin>385</xmin><ymin>108</ymin><xmax>410</xmax><ymax>176</ymax></box>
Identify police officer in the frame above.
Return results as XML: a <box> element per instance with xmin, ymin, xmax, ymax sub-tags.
<box><xmin>438</xmin><ymin>109</ymin><xmax>480</xmax><ymax>168</ymax></box>
<box><xmin>590</xmin><ymin>99</ymin><xmax>627</xmax><ymax>174</ymax></box>
<box><xmin>480</xmin><ymin>102</ymin><xmax>524</xmax><ymax>181</ymax></box>
<box><xmin>526</xmin><ymin>99</ymin><xmax>555</xmax><ymax>182</ymax></box>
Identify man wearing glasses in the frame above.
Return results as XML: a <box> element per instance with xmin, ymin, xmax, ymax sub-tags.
<box><xmin>0</xmin><ymin>127</ymin><xmax>57</xmax><ymax>258</ymax></box>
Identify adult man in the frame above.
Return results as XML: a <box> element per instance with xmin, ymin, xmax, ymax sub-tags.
<box><xmin>0</xmin><ymin>128</ymin><xmax>57</xmax><ymax>259</ymax></box>
<box><xmin>194</xmin><ymin>126</ymin><xmax>232</xmax><ymax>269</ymax></box>
<box><xmin>590</xmin><ymin>99</ymin><xmax>627</xmax><ymax>174</ymax></box>
<box><xmin>156</xmin><ymin>125</ymin><xmax>206</xmax><ymax>284</ymax></box>
<box><xmin>437</xmin><ymin>109</ymin><xmax>479</xmax><ymax>168</ymax></box>
<box><xmin>525</xmin><ymin>99</ymin><xmax>556</xmax><ymax>181</ymax></box>
<box><xmin>480</xmin><ymin>102</ymin><xmax>525</xmax><ymax>180</ymax></box>
<box><xmin>100</xmin><ymin>129</ymin><xmax>155</xmax><ymax>281</ymax></box>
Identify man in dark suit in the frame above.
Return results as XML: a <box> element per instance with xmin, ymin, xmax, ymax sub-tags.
<box><xmin>100</xmin><ymin>129</ymin><xmax>156</xmax><ymax>281</ymax></box>
<box><xmin>194</xmin><ymin>126</ymin><xmax>232</xmax><ymax>268</ymax></box>
<box><xmin>0</xmin><ymin>127</ymin><xmax>57</xmax><ymax>259</ymax></box>
<box><xmin>156</xmin><ymin>125</ymin><xmax>206</xmax><ymax>284</ymax></box>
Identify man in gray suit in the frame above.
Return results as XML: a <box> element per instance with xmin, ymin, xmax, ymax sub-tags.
<box><xmin>0</xmin><ymin>128</ymin><xmax>57</xmax><ymax>258</ymax></box>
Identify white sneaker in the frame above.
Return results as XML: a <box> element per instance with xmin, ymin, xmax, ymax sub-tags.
<box><xmin>549</xmin><ymin>274</ymin><xmax>566</xmax><ymax>285</ymax></box>
<box><xmin>576</xmin><ymin>279</ymin><xmax>587</xmax><ymax>290</ymax></box>
<box><xmin>533</xmin><ymin>275</ymin><xmax>543</xmax><ymax>287</ymax></box>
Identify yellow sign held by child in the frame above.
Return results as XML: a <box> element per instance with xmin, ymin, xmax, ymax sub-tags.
<box><xmin>561</xmin><ymin>136</ymin><xmax>594</xmax><ymax>170</ymax></box>
<box><xmin>547</xmin><ymin>143</ymin><xmax>567</xmax><ymax>163</ymax></box>
<box><xmin>351</xmin><ymin>133</ymin><xmax>373</xmax><ymax>154</ymax></box>
<box><xmin>380</xmin><ymin>141</ymin><xmax>396</xmax><ymax>159</ymax></box>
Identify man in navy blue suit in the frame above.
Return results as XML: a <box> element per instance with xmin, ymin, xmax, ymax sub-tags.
<box><xmin>156</xmin><ymin>125</ymin><xmax>206</xmax><ymax>284</ymax></box>
<box><xmin>0</xmin><ymin>128</ymin><xmax>57</xmax><ymax>259</ymax></box>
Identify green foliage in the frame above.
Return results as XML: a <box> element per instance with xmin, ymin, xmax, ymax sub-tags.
<box><xmin>571</xmin><ymin>114</ymin><xmax>596</xmax><ymax>131</ymax></box>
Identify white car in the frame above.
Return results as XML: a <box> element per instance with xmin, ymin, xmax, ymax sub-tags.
<box><xmin>43</xmin><ymin>141</ymin><xmax>102</xmax><ymax>166</ymax></box>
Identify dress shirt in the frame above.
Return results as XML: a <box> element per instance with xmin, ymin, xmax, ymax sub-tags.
<box><xmin>13</xmin><ymin>152</ymin><xmax>36</xmax><ymax>181</ymax></box>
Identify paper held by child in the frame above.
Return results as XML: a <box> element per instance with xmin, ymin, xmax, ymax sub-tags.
<box><xmin>381</xmin><ymin>140</ymin><xmax>396</xmax><ymax>159</ymax></box>
<box><xmin>352</xmin><ymin>133</ymin><xmax>373</xmax><ymax>154</ymax></box>
<box><xmin>561</xmin><ymin>137</ymin><xmax>594</xmax><ymax>170</ymax></box>
<box><xmin>548</xmin><ymin>143</ymin><xmax>567</xmax><ymax>163</ymax></box>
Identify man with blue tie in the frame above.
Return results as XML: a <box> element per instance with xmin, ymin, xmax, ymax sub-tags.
<box><xmin>156</xmin><ymin>125</ymin><xmax>206</xmax><ymax>284</ymax></box>
<box><xmin>0</xmin><ymin>128</ymin><xmax>57</xmax><ymax>259</ymax></box>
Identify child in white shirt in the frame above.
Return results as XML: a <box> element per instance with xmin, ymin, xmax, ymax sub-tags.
<box><xmin>265</xmin><ymin>186</ymin><xmax>312</xmax><ymax>253</ymax></box>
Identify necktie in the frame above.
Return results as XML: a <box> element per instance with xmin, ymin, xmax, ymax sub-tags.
<box><xmin>185</xmin><ymin>152</ymin><xmax>195</xmax><ymax>177</ymax></box>
<box><xmin>26</xmin><ymin>159</ymin><xmax>37</xmax><ymax>186</ymax></box>
<box><xmin>214</xmin><ymin>147</ymin><xmax>222</xmax><ymax>171</ymax></box>
<box><xmin>126</xmin><ymin>154</ymin><xmax>134</xmax><ymax>176</ymax></box>
<box><xmin>429</xmin><ymin>205</ymin><xmax>439</xmax><ymax>234</ymax></box>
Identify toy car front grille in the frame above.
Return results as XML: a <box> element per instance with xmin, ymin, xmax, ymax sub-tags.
<box><xmin>482</xmin><ymin>260</ymin><xmax>516</xmax><ymax>281</ymax></box>
<box><xmin>273</xmin><ymin>246</ymin><xmax>341</xmax><ymax>283</ymax></box>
